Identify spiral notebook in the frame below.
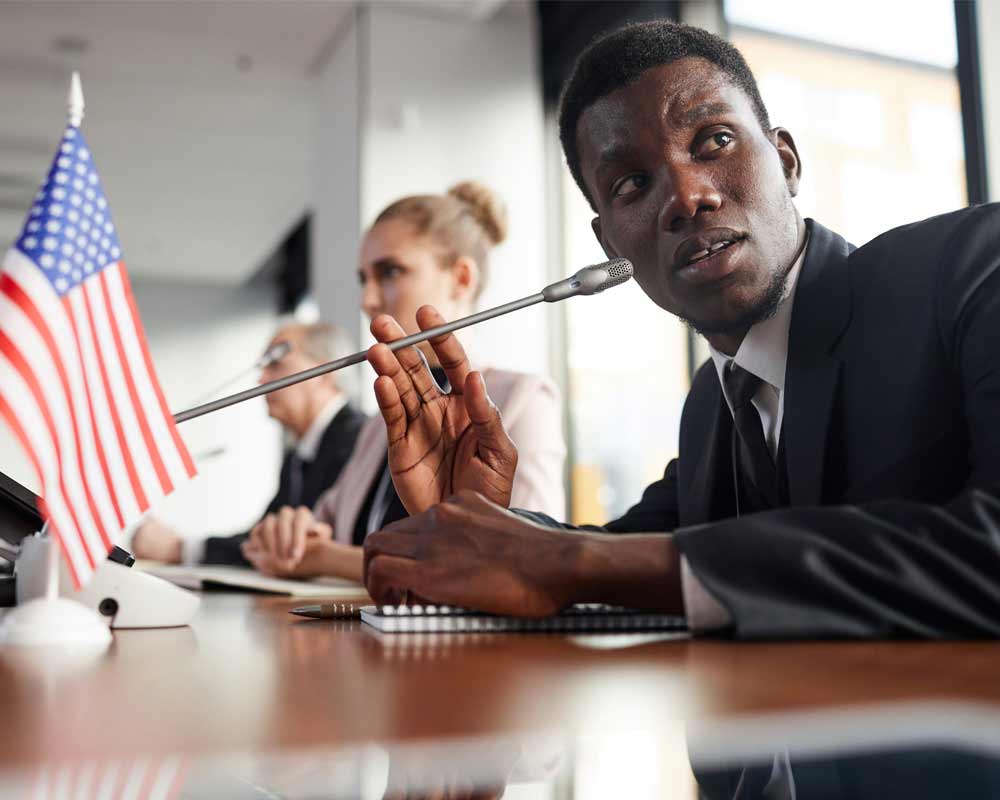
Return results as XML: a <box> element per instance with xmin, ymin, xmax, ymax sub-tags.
<box><xmin>359</xmin><ymin>603</ymin><xmax>686</xmax><ymax>634</ymax></box>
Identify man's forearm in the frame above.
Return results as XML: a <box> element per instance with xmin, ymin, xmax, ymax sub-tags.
<box><xmin>563</xmin><ymin>532</ymin><xmax>685</xmax><ymax>614</ymax></box>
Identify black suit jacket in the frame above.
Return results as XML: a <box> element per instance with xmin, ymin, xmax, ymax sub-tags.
<box><xmin>524</xmin><ymin>206</ymin><xmax>1000</xmax><ymax>638</ymax></box>
<box><xmin>201</xmin><ymin>403</ymin><xmax>366</xmax><ymax>566</ymax></box>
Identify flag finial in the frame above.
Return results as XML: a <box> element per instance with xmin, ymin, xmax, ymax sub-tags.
<box><xmin>67</xmin><ymin>71</ymin><xmax>85</xmax><ymax>127</ymax></box>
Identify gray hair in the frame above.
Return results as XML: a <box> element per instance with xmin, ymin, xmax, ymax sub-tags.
<box><xmin>292</xmin><ymin>322</ymin><xmax>355</xmax><ymax>365</ymax></box>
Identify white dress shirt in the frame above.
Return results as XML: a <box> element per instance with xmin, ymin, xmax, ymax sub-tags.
<box><xmin>295</xmin><ymin>393</ymin><xmax>348</xmax><ymax>461</ymax></box>
<box><xmin>181</xmin><ymin>393</ymin><xmax>348</xmax><ymax>565</ymax></box>
<box><xmin>681</xmin><ymin>240</ymin><xmax>807</xmax><ymax>631</ymax></box>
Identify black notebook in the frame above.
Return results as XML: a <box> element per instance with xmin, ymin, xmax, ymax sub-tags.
<box><xmin>360</xmin><ymin>603</ymin><xmax>686</xmax><ymax>634</ymax></box>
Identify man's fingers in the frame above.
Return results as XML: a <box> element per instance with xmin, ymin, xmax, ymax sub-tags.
<box><xmin>364</xmin><ymin>529</ymin><xmax>422</xmax><ymax>562</ymax></box>
<box><xmin>365</xmin><ymin>553</ymin><xmax>424</xmax><ymax>605</ymax></box>
<box><xmin>248</xmin><ymin>519</ymin><xmax>265</xmax><ymax>549</ymax></box>
<box><xmin>416</xmin><ymin>305</ymin><xmax>472</xmax><ymax>394</ymax></box>
<box><xmin>276</xmin><ymin>506</ymin><xmax>296</xmax><ymax>560</ymax></box>
<box><xmin>370</xmin><ymin>314</ymin><xmax>439</xmax><ymax>406</ymax></box>
<box><xmin>464</xmin><ymin>371</ymin><xmax>517</xmax><ymax>463</ymax></box>
<box><xmin>373</xmin><ymin>374</ymin><xmax>408</xmax><ymax>445</ymax></box>
<box><xmin>243</xmin><ymin>546</ymin><xmax>274</xmax><ymax>576</ymax></box>
<box><xmin>367</xmin><ymin>341</ymin><xmax>423</xmax><ymax>422</ymax></box>
<box><xmin>290</xmin><ymin>506</ymin><xmax>313</xmax><ymax>561</ymax></box>
<box><xmin>259</xmin><ymin>514</ymin><xmax>279</xmax><ymax>555</ymax></box>
<box><xmin>311</xmin><ymin>521</ymin><xmax>334</xmax><ymax>540</ymax></box>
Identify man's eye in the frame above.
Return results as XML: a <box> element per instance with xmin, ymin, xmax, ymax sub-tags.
<box><xmin>611</xmin><ymin>174</ymin><xmax>647</xmax><ymax>198</ymax></box>
<box><xmin>699</xmin><ymin>131</ymin><xmax>735</xmax><ymax>155</ymax></box>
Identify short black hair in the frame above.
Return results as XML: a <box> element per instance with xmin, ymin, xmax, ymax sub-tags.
<box><xmin>558</xmin><ymin>20</ymin><xmax>771</xmax><ymax>209</ymax></box>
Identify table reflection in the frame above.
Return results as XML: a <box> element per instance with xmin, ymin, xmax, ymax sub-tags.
<box><xmin>4</xmin><ymin>702</ymin><xmax>1000</xmax><ymax>798</ymax></box>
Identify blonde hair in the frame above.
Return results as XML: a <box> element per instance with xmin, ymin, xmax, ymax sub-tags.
<box><xmin>373</xmin><ymin>181</ymin><xmax>508</xmax><ymax>299</ymax></box>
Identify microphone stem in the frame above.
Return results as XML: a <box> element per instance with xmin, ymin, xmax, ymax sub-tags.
<box><xmin>172</xmin><ymin>292</ymin><xmax>545</xmax><ymax>424</ymax></box>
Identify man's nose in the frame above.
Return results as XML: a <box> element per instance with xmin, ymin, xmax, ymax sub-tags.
<box><xmin>660</xmin><ymin>166</ymin><xmax>722</xmax><ymax>232</ymax></box>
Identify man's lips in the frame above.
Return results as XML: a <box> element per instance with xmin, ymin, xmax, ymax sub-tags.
<box><xmin>674</xmin><ymin>237</ymin><xmax>746</xmax><ymax>285</ymax></box>
<box><xmin>673</xmin><ymin>229</ymin><xmax>747</xmax><ymax>271</ymax></box>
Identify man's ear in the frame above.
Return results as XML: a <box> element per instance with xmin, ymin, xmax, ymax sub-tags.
<box><xmin>591</xmin><ymin>217</ymin><xmax>620</xmax><ymax>260</ymax></box>
<box><xmin>771</xmin><ymin>127</ymin><xmax>802</xmax><ymax>197</ymax></box>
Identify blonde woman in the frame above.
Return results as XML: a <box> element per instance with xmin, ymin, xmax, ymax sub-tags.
<box><xmin>242</xmin><ymin>182</ymin><xmax>565</xmax><ymax>580</ymax></box>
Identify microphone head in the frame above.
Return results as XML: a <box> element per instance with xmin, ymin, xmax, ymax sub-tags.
<box><xmin>542</xmin><ymin>258</ymin><xmax>633</xmax><ymax>302</ymax></box>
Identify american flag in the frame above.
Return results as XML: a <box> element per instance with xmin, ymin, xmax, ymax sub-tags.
<box><xmin>0</xmin><ymin>123</ymin><xmax>196</xmax><ymax>588</ymax></box>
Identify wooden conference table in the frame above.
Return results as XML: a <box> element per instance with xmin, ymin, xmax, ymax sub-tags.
<box><xmin>2</xmin><ymin>591</ymin><xmax>1000</xmax><ymax>769</ymax></box>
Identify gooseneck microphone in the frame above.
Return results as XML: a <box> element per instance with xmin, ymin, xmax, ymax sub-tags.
<box><xmin>172</xmin><ymin>258</ymin><xmax>633</xmax><ymax>424</ymax></box>
<box><xmin>184</xmin><ymin>340</ymin><xmax>292</xmax><ymax>410</ymax></box>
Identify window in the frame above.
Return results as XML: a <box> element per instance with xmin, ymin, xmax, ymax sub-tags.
<box><xmin>726</xmin><ymin>0</ymin><xmax>966</xmax><ymax>245</ymax></box>
<box><xmin>559</xmin><ymin>168</ymin><xmax>690</xmax><ymax>524</ymax></box>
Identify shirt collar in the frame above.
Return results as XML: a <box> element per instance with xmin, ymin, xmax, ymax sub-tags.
<box><xmin>295</xmin><ymin>393</ymin><xmax>348</xmax><ymax>461</ymax></box>
<box><xmin>708</xmin><ymin>236</ymin><xmax>807</xmax><ymax>393</ymax></box>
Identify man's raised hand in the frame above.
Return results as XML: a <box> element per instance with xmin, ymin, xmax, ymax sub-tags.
<box><xmin>366</xmin><ymin>305</ymin><xmax>518</xmax><ymax>514</ymax></box>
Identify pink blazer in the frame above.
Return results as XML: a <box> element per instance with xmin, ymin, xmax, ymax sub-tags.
<box><xmin>314</xmin><ymin>368</ymin><xmax>566</xmax><ymax>543</ymax></box>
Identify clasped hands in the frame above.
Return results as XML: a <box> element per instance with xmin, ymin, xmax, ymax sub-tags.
<box><xmin>240</xmin><ymin>504</ymin><xmax>337</xmax><ymax>578</ymax></box>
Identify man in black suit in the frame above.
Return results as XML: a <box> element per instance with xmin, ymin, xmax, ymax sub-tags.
<box><xmin>132</xmin><ymin>322</ymin><xmax>366</xmax><ymax>567</ymax></box>
<box><xmin>360</xmin><ymin>21</ymin><xmax>1000</xmax><ymax>638</ymax></box>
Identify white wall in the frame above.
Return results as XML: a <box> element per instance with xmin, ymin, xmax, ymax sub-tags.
<box><xmin>979</xmin><ymin>0</ymin><xmax>1000</xmax><ymax>202</ymax></box>
<box><xmin>312</xmin><ymin>10</ymin><xmax>364</xmax><ymax>404</ymax></box>
<box><xmin>310</xmin><ymin>1</ymin><xmax>550</xmax><ymax>413</ymax></box>
<box><xmin>361</xmin><ymin>2</ymin><xmax>549</xmax><ymax>377</ymax></box>
<box><xmin>130</xmin><ymin>280</ymin><xmax>283</xmax><ymax>538</ymax></box>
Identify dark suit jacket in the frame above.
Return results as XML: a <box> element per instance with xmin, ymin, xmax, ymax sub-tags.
<box><xmin>524</xmin><ymin>206</ymin><xmax>1000</xmax><ymax>638</ymax></box>
<box><xmin>694</xmin><ymin>747</ymin><xmax>1000</xmax><ymax>799</ymax></box>
<box><xmin>201</xmin><ymin>403</ymin><xmax>366</xmax><ymax>566</ymax></box>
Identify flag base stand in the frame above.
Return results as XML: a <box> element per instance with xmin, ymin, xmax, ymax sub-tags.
<box><xmin>0</xmin><ymin>596</ymin><xmax>111</xmax><ymax>649</ymax></box>
<box><xmin>0</xmin><ymin>525</ymin><xmax>111</xmax><ymax>650</ymax></box>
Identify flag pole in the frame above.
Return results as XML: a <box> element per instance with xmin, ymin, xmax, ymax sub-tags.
<box><xmin>0</xmin><ymin>72</ymin><xmax>112</xmax><ymax>649</ymax></box>
<box><xmin>40</xmin><ymin>71</ymin><xmax>81</xmax><ymax>606</ymax></box>
<box><xmin>68</xmin><ymin>71</ymin><xmax>85</xmax><ymax>127</ymax></box>
<box><xmin>43</xmin><ymin>522</ymin><xmax>58</xmax><ymax>602</ymax></box>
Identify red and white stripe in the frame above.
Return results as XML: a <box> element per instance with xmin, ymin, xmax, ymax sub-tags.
<box><xmin>0</xmin><ymin>248</ymin><xmax>195</xmax><ymax>588</ymax></box>
<box><xmin>27</xmin><ymin>755</ymin><xmax>187</xmax><ymax>800</ymax></box>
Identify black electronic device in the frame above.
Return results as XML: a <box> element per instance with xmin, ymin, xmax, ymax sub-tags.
<box><xmin>0</xmin><ymin>469</ymin><xmax>42</xmax><ymax>549</ymax></box>
<box><xmin>0</xmin><ymin>469</ymin><xmax>134</xmax><ymax>606</ymax></box>
<box><xmin>0</xmin><ymin>470</ymin><xmax>41</xmax><ymax>605</ymax></box>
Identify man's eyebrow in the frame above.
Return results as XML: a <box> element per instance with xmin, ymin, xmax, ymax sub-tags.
<box><xmin>674</xmin><ymin>101</ymin><xmax>731</xmax><ymax>126</ymax></box>
<box><xmin>595</xmin><ymin>143</ymin><xmax>637</xmax><ymax>168</ymax></box>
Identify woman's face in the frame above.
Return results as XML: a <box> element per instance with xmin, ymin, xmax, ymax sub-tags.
<box><xmin>358</xmin><ymin>219</ymin><xmax>470</xmax><ymax>335</ymax></box>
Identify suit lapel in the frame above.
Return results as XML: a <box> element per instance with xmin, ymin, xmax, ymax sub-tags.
<box><xmin>334</xmin><ymin>417</ymin><xmax>389</xmax><ymax>544</ymax></box>
<box><xmin>782</xmin><ymin>219</ymin><xmax>853</xmax><ymax>505</ymax></box>
<box><xmin>304</xmin><ymin>405</ymin><xmax>347</xmax><ymax>497</ymax></box>
<box><xmin>682</xmin><ymin>374</ymin><xmax>735</xmax><ymax>525</ymax></box>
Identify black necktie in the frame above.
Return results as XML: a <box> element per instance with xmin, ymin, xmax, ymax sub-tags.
<box><xmin>725</xmin><ymin>364</ymin><xmax>777</xmax><ymax>511</ymax></box>
<box><xmin>286</xmin><ymin>453</ymin><xmax>306</xmax><ymax>508</ymax></box>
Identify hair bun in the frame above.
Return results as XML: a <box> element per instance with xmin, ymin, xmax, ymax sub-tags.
<box><xmin>448</xmin><ymin>181</ymin><xmax>508</xmax><ymax>246</ymax></box>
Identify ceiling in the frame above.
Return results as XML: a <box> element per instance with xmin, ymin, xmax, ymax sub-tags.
<box><xmin>0</xmin><ymin>1</ymin><xmax>354</xmax><ymax>284</ymax></box>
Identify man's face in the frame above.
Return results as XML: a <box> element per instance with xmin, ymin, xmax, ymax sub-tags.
<box><xmin>577</xmin><ymin>58</ymin><xmax>803</xmax><ymax>337</ymax></box>
<box><xmin>258</xmin><ymin>330</ymin><xmax>325</xmax><ymax>431</ymax></box>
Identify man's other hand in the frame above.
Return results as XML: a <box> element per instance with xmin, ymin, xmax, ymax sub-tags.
<box><xmin>131</xmin><ymin>517</ymin><xmax>183</xmax><ymax>563</ymax></box>
<box><xmin>363</xmin><ymin>491</ymin><xmax>579</xmax><ymax>617</ymax></box>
